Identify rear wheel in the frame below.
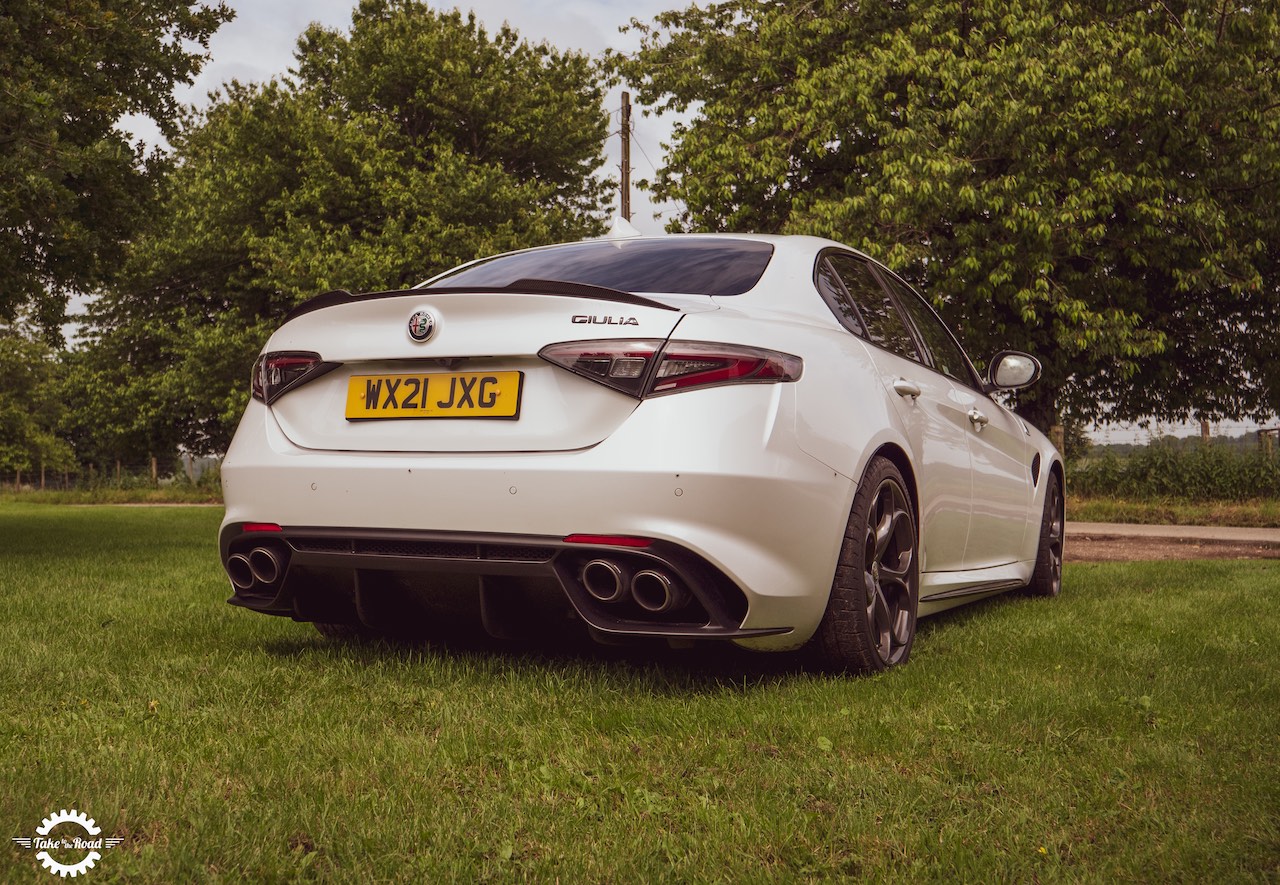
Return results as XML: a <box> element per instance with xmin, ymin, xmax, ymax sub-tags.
<box><xmin>1023</xmin><ymin>471</ymin><xmax>1064</xmax><ymax>597</ymax></box>
<box><xmin>807</xmin><ymin>456</ymin><xmax>919</xmax><ymax>674</ymax></box>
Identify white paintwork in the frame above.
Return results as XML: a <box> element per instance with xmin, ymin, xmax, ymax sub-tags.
<box><xmin>222</xmin><ymin>233</ymin><xmax>1061</xmax><ymax>649</ymax></box>
<box><xmin>948</xmin><ymin>387</ymin><xmax>1034</xmax><ymax>567</ymax></box>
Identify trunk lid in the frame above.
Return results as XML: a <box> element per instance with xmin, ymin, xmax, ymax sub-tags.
<box><xmin>264</xmin><ymin>289</ymin><xmax>708</xmax><ymax>453</ymax></box>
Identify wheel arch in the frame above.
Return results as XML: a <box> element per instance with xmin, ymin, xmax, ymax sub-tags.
<box><xmin>869</xmin><ymin>442</ymin><xmax>920</xmax><ymax>536</ymax></box>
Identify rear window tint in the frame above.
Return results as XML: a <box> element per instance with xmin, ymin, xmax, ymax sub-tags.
<box><xmin>427</xmin><ymin>239</ymin><xmax>774</xmax><ymax>296</ymax></box>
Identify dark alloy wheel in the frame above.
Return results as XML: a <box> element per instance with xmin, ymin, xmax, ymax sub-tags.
<box><xmin>808</xmin><ymin>455</ymin><xmax>919</xmax><ymax>674</ymax></box>
<box><xmin>1023</xmin><ymin>471</ymin><xmax>1064</xmax><ymax>597</ymax></box>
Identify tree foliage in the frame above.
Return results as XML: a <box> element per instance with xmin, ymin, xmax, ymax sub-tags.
<box><xmin>0</xmin><ymin>0</ymin><xmax>231</xmax><ymax>336</ymax></box>
<box><xmin>0</xmin><ymin>326</ymin><xmax>75</xmax><ymax>478</ymax></box>
<box><xmin>612</xmin><ymin>0</ymin><xmax>1280</xmax><ymax>429</ymax></box>
<box><xmin>80</xmin><ymin>0</ymin><xmax>612</xmax><ymax>456</ymax></box>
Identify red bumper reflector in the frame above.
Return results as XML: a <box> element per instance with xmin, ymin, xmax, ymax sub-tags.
<box><xmin>242</xmin><ymin>523</ymin><xmax>283</xmax><ymax>533</ymax></box>
<box><xmin>563</xmin><ymin>534</ymin><xmax>653</xmax><ymax>548</ymax></box>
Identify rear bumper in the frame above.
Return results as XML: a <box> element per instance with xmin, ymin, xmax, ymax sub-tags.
<box><xmin>220</xmin><ymin>524</ymin><xmax>789</xmax><ymax>641</ymax></box>
<box><xmin>219</xmin><ymin>389</ymin><xmax>855</xmax><ymax>650</ymax></box>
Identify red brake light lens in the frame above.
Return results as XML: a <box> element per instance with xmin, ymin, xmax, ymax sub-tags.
<box><xmin>539</xmin><ymin>340</ymin><xmax>801</xmax><ymax>398</ymax></box>
<box><xmin>251</xmin><ymin>351</ymin><xmax>338</xmax><ymax>404</ymax></box>
<box><xmin>652</xmin><ymin>341</ymin><xmax>803</xmax><ymax>393</ymax></box>
<box><xmin>563</xmin><ymin>534</ymin><xmax>654</xmax><ymax>548</ymax></box>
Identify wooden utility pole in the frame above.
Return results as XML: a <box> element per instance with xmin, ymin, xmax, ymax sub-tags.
<box><xmin>620</xmin><ymin>91</ymin><xmax>632</xmax><ymax>222</ymax></box>
<box><xmin>1261</xmin><ymin>428</ymin><xmax>1278</xmax><ymax>459</ymax></box>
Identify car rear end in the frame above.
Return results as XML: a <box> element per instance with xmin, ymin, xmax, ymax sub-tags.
<box><xmin>218</xmin><ymin>237</ymin><xmax>854</xmax><ymax>649</ymax></box>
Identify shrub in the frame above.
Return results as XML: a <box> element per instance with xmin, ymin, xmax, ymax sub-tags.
<box><xmin>1070</xmin><ymin>438</ymin><xmax>1280</xmax><ymax>501</ymax></box>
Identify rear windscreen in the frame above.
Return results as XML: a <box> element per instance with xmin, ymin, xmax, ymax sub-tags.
<box><xmin>427</xmin><ymin>239</ymin><xmax>775</xmax><ymax>296</ymax></box>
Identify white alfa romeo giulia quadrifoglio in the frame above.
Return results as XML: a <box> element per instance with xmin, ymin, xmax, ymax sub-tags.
<box><xmin>219</xmin><ymin>233</ymin><xmax>1063</xmax><ymax>673</ymax></box>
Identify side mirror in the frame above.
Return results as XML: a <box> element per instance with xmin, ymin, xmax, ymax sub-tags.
<box><xmin>987</xmin><ymin>351</ymin><xmax>1041</xmax><ymax>391</ymax></box>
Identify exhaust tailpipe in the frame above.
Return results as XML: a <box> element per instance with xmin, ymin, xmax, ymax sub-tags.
<box><xmin>247</xmin><ymin>546</ymin><xmax>284</xmax><ymax>587</ymax></box>
<box><xmin>581</xmin><ymin>559</ymin><xmax>629</xmax><ymax>603</ymax></box>
<box><xmin>227</xmin><ymin>553</ymin><xmax>256</xmax><ymax>591</ymax></box>
<box><xmin>631</xmin><ymin>570</ymin><xmax>690</xmax><ymax>614</ymax></box>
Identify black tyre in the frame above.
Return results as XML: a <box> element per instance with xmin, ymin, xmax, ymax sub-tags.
<box><xmin>1023</xmin><ymin>471</ymin><xmax>1064</xmax><ymax>597</ymax></box>
<box><xmin>807</xmin><ymin>456</ymin><xmax>919</xmax><ymax>674</ymax></box>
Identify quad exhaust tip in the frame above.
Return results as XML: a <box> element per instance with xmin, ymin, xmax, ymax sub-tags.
<box><xmin>227</xmin><ymin>553</ymin><xmax>255</xmax><ymax>591</ymax></box>
<box><xmin>248</xmin><ymin>546</ymin><xmax>283</xmax><ymax>585</ymax></box>
<box><xmin>581</xmin><ymin>559</ymin><xmax>692</xmax><ymax>614</ymax></box>
<box><xmin>227</xmin><ymin>546</ymin><xmax>287</xmax><ymax>593</ymax></box>
<box><xmin>631</xmin><ymin>569</ymin><xmax>691</xmax><ymax>613</ymax></box>
<box><xmin>581</xmin><ymin>559</ymin><xmax>630</xmax><ymax>603</ymax></box>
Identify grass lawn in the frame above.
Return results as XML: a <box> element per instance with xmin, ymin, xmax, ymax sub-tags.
<box><xmin>1</xmin><ymin>503</ymin><xmax>1277</xmax><ymax>882</ymax></box>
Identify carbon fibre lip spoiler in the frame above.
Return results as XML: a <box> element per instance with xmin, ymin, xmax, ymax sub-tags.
<box><xmin>283</xmin><ymin>278</ymin><xmax>680</xmax><ymax>323</ymax></box>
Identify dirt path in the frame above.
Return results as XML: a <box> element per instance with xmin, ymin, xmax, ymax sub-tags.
<box><xmin>1067</xmin><ymin>534</ymin><xmax>1280</xmax><ymax>562</ymax></box>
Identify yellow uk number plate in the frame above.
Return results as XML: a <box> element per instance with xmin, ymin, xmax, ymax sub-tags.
<box><xmin>345</xmin><ymin>371</ymin><xmax>523</xmax><ymax>420</ymax></box>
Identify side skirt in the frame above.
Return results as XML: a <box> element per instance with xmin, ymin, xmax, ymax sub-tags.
<box><xmin>917</xmin><ymin>561</ymin><xmax>1034</xmax><ymax>618</ymax></box>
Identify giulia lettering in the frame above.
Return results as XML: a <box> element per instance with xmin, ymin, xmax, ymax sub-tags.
<box><xmin>571</xmin><ymin>315</ymin><xmax>640</xmax><ymax>326</ymax></box>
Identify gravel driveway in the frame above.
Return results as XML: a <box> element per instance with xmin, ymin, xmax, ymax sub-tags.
<box><xmin>1066</xmin><ymin>522</ymin><xmax>1280</xmax><ymax>562</ymax></box>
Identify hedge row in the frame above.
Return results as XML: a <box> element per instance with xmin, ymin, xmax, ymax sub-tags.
<box><xmin>1070</xmin><ymin>440</ymin><xmax>1280</xmax><ymax>502</ymax></box>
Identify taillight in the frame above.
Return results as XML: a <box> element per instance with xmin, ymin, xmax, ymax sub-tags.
<box><xmin>251</xmin><ymin>351</ymin><xmax>339</xmax><ymax>404</ymax></box>
<box><xmin>539</xmin><ymin>339</ymin><xmax>802</xmax><ymax>398</ymax></box>
<box><xmin>652</xmin><ymin>341</ymin><xmax>803</xmax><ymax>393</ymax></box>
<box><xmin>538</xmin><ymin>339</ymin><xmax>663</xmax><ymax>396</ymax></box>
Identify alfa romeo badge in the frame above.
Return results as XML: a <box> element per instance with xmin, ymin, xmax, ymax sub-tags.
<box><xmin>407</xmin><ymin>310</ymin><xmax>436</xmax><ymax>342</ymax></box>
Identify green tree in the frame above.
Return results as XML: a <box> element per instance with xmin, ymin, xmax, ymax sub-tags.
<box><xmin>613</xmin><ymin>0</ymin><xmax>1280</xmax><ymax>431</ymax></box>
<box><xmin>83</xmin><ymin>0</ymin><xmax>612</xmax><ymax>455</ymax></box>
<box><xmin>0</xmin><ymin>0</ymin><xmax>231</xmax><ymax>336</ymax></box>
<box><xmin>0</xmin><ymin>326</ymin><xmax>75</xmax><ymax>485</ymax></box>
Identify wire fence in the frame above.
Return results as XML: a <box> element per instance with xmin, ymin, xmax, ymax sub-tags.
<box><xmin>4</xmin><ymin>456</ymin><xmax>221</xmax><ymax>493</ymax></box>
<box><xmin>6</xmin><ymin>431</ymin><xmax>1277</xmax><ymax>498</ymax></box>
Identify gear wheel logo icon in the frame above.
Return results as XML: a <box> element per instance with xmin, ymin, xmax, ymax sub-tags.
<box><xmin>36</xmin><ymin>809</ymin><xmax>100</xmax><ymax>878</ymax></box>
<box><xmin>11</xmin><ymin>807</ymin><xmax>123</xmax><ymax>878</ymax></box>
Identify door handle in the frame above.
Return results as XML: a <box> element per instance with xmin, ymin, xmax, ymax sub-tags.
<box><xmin>892</xmin><ymin>378</ymin><xmax>921</xmax><ymax>400</ymax></box>
<box><xmin>968</xmin><ymin>408</ymin><xmax>990</xmax><ymax>428</ymax></box>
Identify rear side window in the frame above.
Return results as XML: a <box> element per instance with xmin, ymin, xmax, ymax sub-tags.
<box><xmin>428</xmin><ymin>239</ymin><xmax>775</xmax><ymax>296</ymax></box>
<box><xmin>823</xmin><ymin>254</ymin><xmax>920</xmax><ymax>362</ymax></box>
<box><xmin>879</xmin><ymin>272</ymin><xmax>979</xmax><ymax>387</ymax></box>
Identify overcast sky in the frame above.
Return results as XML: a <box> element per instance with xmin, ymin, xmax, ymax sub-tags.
<box><xmin>128</xmin><ymin>0</ymin><xmax>684</xmax><ymax>233</ymax></box>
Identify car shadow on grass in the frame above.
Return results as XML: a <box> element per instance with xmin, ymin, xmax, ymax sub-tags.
<box><xmin>255</xmin><ymin>589</ymin><xmax>1041</xmax><ymax>692</ymax></box>
<box><xmin>260</xmin><ymin>621</ymin><xmax>812</xmax><ymax>694</ymax></box>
